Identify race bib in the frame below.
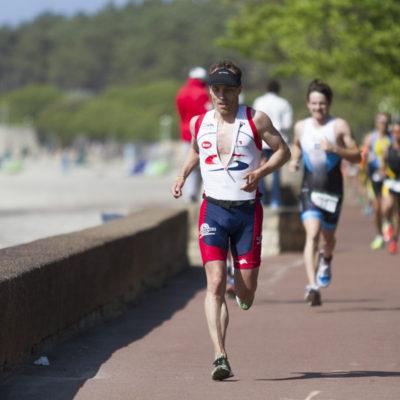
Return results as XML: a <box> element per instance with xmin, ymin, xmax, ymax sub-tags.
<box><xmin>371</xmin><ymin>171</ymin><xmax>383</xmax><ymax>182</ymax></box>
<box><xmin>311</xmin><ymin>191</ymin><xmax>340</xmax><ymax>213</ymax></box>
<box><xmin>384</xmin><ymin>179</ymin><xmax>400</xmax><ymax>194</ymax></box>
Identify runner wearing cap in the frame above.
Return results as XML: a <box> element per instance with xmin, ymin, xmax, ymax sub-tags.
<box><xmin>171</xmin><ymin>60</ymin><xmax>290</xmax><ymax>380</ymax></box>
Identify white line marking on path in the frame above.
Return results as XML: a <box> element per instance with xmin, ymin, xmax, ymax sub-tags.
<box><xmin>304</xmin><ymin>391</ymin><xmax>321</xmax><ymax>400</ymax></box>
<box><xmin>262</xmin><ymin>258</ymin><xmax>304</xmax><ymax>288</ymax></box>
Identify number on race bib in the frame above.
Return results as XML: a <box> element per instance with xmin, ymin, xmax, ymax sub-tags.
<box><xmin>311</xmin><ymin>191</ymin><xmax>340</xmax><ymax>213</ymax></box>
<box><xmin>384</xmin><ymin>179</ymin><xmax>400</xmax><ymax>194</ymax></box>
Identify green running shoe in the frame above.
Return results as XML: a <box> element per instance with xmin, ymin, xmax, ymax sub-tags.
<box><xmin>235</xmin><ymin>295</ymin><xmax>254</xmax><ymax>310</ymax></box>
<box><xmin>211</xmin><ymin>354</ymin><xmax>233</xmax><ymax>381</ymax></box>
<box><xmin>370</xmin><ymin>235</ymin><xmax>384</xmax><ymax>250</ymax></box>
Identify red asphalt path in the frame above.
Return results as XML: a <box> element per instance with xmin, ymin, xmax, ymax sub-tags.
<box><xmin>1</xmin><ymin>202</ymin><xmax>399</xmax><ymax>400</ymax></box>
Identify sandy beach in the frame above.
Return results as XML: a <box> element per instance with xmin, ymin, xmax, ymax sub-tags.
<box><xmin>0</xmin><ymin>154</ymin><xmax>181</xmax><ymax>249</ymax></box>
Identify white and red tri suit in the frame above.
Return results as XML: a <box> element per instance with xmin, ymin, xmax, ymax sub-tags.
<box><xmin>194</xmin><ymin>105</ymin><xmax>263</xmax><ymax>269</ymax></box>
<box><xmin>195</xmin><ymin>105</ymin><xmax>262</xmax><ymax>200</ymax></box>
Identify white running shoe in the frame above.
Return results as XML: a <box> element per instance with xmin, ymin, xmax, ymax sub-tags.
<box><xmin>316</xmin><ymin>253</ymin><xmax>332</xmax><ymax>288</ymax></box>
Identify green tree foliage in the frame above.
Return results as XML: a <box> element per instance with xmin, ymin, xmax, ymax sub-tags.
<box><xmin>35</xmin><ymin>80</ymin><xmax>180</xmax><ymax>144</ymax></box>
<box><xmin>0</xmin><ymin>0</ymin><xmax>385</xmax><ymax>144</ymax></box>
<box><xmin>220</xmin><ymin>0</ymin><xmax>400</xmax><ymax>104</ymax></box>
<box><xmin>0</xmin><ymin>84</ymin><xmax>62</xmax><ymax>123</ymax></box>
<box><xmin>0</xmin><ymin>0</ymin><xmax>242</xmax><ymax>93</ymax></box>
<box><xmin>4</xmin><ymin>14</ymin><xmax>64</xmax><ymax>91</ymax></box>
<box><xmin>0</xmin><ymin>0</ymin><xmax>256</xmax><ymax>144</ymax></box>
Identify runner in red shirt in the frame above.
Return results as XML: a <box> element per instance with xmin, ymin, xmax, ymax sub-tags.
<box><xmin>176</xmin><ymin>67</ymin><xmax>211</xmax><ymax>202</ymax></box>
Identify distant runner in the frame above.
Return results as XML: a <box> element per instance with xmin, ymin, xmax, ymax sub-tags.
<box><xmin>384</xmin><ymin>121</ymin><xmax>400</xmax><ymax>254</ymax></box>
<box><xmin>289</xmin><ymin>79</ymin><xmax>361</xmax><ymax>306</ymax></box>
<box><xmin>362</xmin><ymin>113</ymin><xmax>394</xmax><ymax>249</ymax></box>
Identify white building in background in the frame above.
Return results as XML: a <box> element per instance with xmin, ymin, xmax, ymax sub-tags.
<box><xmin>0</xmin><ymin>124</ymin><xmax>40</xmax><ymax>156</ymax></box>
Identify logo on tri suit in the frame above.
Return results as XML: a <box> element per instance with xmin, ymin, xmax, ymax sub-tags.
<box><xmin>202</xmin><ymin>141</ymin><xmax>212</xmax><ymax>149</ymax></box>
<box><xmin>199</xmin><ymin>223</ymin><xmax>217</xmax><ymax>239</ymax></box>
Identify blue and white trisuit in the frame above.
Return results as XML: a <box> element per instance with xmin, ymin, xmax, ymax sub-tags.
<box><xmin>299</xmin><ymin>117</ymin><xmax>343</xmax><ymax>231</ymax></box>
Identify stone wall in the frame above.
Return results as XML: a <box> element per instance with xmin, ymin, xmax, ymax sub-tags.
<box><xmin>0</xmin><ymin>208</ymin><xmax>188</xmax><ymax>371</ymax></box>
<box><xmin>262</xmin><ymin>207</ymin><xmax>305</xmax><ymax>256</ymax></box>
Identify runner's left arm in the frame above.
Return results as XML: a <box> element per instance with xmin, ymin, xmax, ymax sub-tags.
<box><xmin>240</xmin><ymin>110</ymin><xmax>291</xmax><ymax>192</ymax></box>
<box><xmin>288</xmin><ymin>120</ymin><xmax>303</xmax><ymax>172</ymax></box>
<box><xmin>320</xmin><ymin>118</ymin><xmax>361</xmax><ymax>163</ymax></box>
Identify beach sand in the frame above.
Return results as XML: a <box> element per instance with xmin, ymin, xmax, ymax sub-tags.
<box><xmin>0</xmin><ymin>155</ymin><xmax>180</xmax><ymax>249</ymax></box>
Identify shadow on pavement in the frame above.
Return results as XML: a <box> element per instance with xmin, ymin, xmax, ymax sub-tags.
<box><xmin>0</xmin><ymin>265</ymin><xmax>206</xmax><ymax>400</ymax></box>
<box><xmin>317</xmin><ymin>306</ymin><xmax>400</xmax><ymax>313</ymax></box>
<box><xmin>259</xmin><ymin>298</ymin><xmax>381</xmax><ymax>306</ymax></box>
<box><xmin>257</xmin><ymin>370</ymin><xmax>400</xmax><ymax>381</ymax></box>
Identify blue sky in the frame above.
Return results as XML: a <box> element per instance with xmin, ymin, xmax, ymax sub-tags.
<box><xmin>0</xmin><ymin>0</ymin><xmax>130</xmax><ymax>27</ymax></box>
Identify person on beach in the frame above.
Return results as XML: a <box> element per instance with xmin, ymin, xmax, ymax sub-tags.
<box><xmin>171</xmin><ymin>60</ymin><xmax>290</xmax><ymax>380</ymax></box>
<box><xmin>288</xmin><ymin>79</ymin><xmax>361</xmax><ymax>306</ymax></box>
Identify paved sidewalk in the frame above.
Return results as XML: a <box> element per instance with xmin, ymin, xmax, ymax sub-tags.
<box><xmin>1</xmin><ymin>203</ymin><xmax>399</xmax><ymax>400</ymax></box>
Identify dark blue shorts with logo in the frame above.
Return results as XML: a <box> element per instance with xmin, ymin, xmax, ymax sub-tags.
<box><xmin>198</xmin><ymin>198</ymin><xmax>263</xmax><ymax>269</ymax></box>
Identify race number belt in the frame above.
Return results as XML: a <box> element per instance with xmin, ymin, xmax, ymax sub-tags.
<box><xmin>384</xmin><ymin>179</ymin><xmax>400</xmax><ymax>194</ymax></box>
<box><xmin>371</xmin><ymin>171</ymin><xmax>383</xmax><ymax>182</ymax></box>
<box><xmin>203</xmin><ymin>195</ymin><xmax>259</xmax><ymax>209</ymax></box>
<box><xmin>311</xmin><ymin>191</ymin><xmax>340</xmax><ymax>213</ymax></box>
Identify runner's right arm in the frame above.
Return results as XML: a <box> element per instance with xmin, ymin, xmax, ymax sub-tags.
<box><xmin>171</xmin><ymin>117</ymin><xmax>200</xmax><ymax>199</ymax></box>
<box><xmin>288</xmin><ymin>120</ymin><xmax>303</xmax><ymax>172</ymax></box>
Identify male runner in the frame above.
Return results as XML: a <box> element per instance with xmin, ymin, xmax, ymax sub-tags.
<box><xmin>289</xmin><ymin>79</ymin><xmax>361</xmax><ymax>306</ymax></box>
<box><xmin>171</xmin><ymin>60</ymin><xmax>290</xmax><ymax>380</ymax></box>
<box><xmin>384</xmin><ymin>121</ymin><xmax>400</xmax><ymax>254</ymax></box>
<box><xmin>362</xmin><ymin>113</ymin><xmax>393</xmax><ymax>249</ymax></box>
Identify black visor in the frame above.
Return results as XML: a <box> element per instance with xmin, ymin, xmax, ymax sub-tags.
<box><xmin>207</xmin><ymin>69</ymin><xmax>241</xmax><ymax>87</ymax></box>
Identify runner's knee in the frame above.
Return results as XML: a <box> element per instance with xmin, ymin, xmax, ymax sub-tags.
<box><xmin>206</xmin><ymin>271</ymin><xmax>226</xmax><ymax>296</ymax></box>
<box><xmin>306</xmin><ymin>231</ymin><xmax>320</xmax><ymax>247</ymax></box>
